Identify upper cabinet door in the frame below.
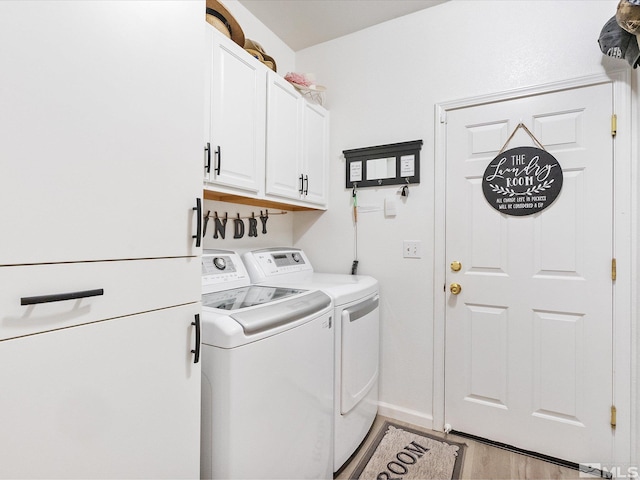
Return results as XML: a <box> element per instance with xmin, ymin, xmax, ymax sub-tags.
<box><xmin>302</xmin><ymin>102</ymin><xmax>330</xmax><ymax>207</ymax></box>
<box><xmin>0</xmin><ymin>1</ymin><xmax>205</xmax><ymax>265</ymax></box>
<box><xmin>265</xmin><ymin>72</ymin><xmax>303</xmax><ymax>200</ymax></box>
<box><xmin>207</xmin><ymin>30</ymin><xmax>266</xmax><ymax>194</ymax></box>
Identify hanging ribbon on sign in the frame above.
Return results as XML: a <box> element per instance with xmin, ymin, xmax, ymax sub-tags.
<box><xmin>482</xmin><ymin>122</ymin><xmax>564</xmax><ymax>216</ymax></box>
<box><xmin>497</xmin><ymin>122</ymin><xmax>546</xmax><ymax>154</ymax></box>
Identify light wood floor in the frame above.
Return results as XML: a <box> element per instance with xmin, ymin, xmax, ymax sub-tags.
<box><xmin>335</xmin><ymin>416</ymin><xmax>596</xmax><ymax>480</ymax></box>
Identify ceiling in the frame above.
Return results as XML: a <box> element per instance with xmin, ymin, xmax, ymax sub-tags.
<box><xmin>237</xmin><ymin>0</ymin><xmax>448</xmax><ymax>51</ymax></box>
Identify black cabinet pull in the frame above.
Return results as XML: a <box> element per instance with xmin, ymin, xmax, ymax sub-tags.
<box><xmin>191</xmin><ymin>314</ymin><xmax>201</xmax><ymax>364</ymax></box>
<box><xmin>303</xmin><ymin>175</ymin><xmax>309</xmax><ymax>195</ymax></box>
<box><xmin>192</xmin><ymin>198</ymin><xmax>202</xmax><ymax>247</ymax></box>
<box><xmin>21</xmin><ymin>288</ymin><xmax>104</xmax><ymax>306</ymax></box>
<box><xmin>215</xmin><ymin>145</ymin><xmax>221</xmax><ymax>176</ymax></box>
<box><xmin>204</xmin><ymin>142</ymin><xmax>211</xmax><ymax>174</ymax></box>
<box><xmin>299</xmin><ymin>174</ymin><xmax>304</xmax><ymax>194</ymax></box>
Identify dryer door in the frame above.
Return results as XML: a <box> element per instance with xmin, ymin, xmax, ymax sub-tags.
<box><xmin>340</xmin><ymin>295</ymin><xmax>379</xmax><ymax>414</ymax></box>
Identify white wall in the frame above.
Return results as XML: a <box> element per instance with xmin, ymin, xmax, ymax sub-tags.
<box><xmin>293</xmin><ymin>0</ymin><xmax>635</xmax><ymax>432</ymax></box>
<box><xmin>222</xmin><ymin>0</ymin><xmax>295</xmax><ymax>75</ymax></box>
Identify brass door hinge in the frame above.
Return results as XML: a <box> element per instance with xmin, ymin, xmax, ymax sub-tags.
<box><xmin>611</xmin><ymin>405</ymin><xmax>617</xmax><ymax>429</ymax></box>
<box><xmin>612</xmin><ymin>258</ymin><xmax>617</xmax><ymax>281</ymax></box>
<box><xmin>611</xmin><ymin>114</ymin><xmax>617</xmax><ymax>137</ymax></box>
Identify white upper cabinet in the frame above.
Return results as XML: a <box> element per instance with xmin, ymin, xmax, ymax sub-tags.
<box><xmin>265</xmin><ymin>73</ymin><xmax>304</xmax><ymax>200</ymax></box>
<box><xmin>301</xmin><ymin>101</ymin><xmax>329</xmax><ymax>207</ymax></box>
<box><xmin>265</xmin><ymin>72</ymin><xmax>329</xmax><ymax>208</ymax></box>
<box><xmin>0</xmin><ymin>1</ymin><xmax>205</xmax><ymax>265</ymax></box>
<box><xmin>206</xmin><ymin>34</ymin><xmax>329</xmax><ymax>210</ymax></box>
<box><xmin>206</xmin><ymin>29</ymin><xmax>266</xmax><ymax>194</ymax></box>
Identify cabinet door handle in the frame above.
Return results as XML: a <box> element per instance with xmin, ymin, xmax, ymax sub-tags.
<box><xmin>215</xmin><ymin>145</ymin><xmax>221</xmax><ymax>176</ymax></box>
<box><xmin>191</xmin><ymin>314</ymin><xmax>201</xmax><ymax>364</ymax></box>
<box><xmin>21</xmin><ymin>288</ymin><xmax>104</xmax><ymax>306</ymax></box>
<box><xmin>204</xmin><ymin>142</ymin><xmax>211</xmax><ymax>174</ymax></box>
<box><xmin>299</xmin><ymin>174</ymin><xmax>304</xmax><ymax>194</ymax></box>
<box><xmin>304</xmin><ymin>175</ymin><xmax>309</xmax><ymax>195</ymax></box>
<box><xmin>193</xmin><ymin>198</ymin><xmax>202</xmax><ymax>247</ymax></box>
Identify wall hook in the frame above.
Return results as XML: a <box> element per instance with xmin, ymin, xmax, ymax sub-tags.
<box><xmin>401</xmin><ymin>178</ymin><xmax>410</xmax><ymax>197</ymax></box>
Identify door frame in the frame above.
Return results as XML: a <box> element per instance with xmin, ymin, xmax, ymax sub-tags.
<box><xmin>433</xmin><ymin>70</ymin><xmax>634</xmax><ymax>466</ymax></box>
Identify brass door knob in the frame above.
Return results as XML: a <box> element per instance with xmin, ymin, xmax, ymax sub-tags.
<box><xmin>450</xmin><ymin>283</ymin><xmax>462</xmax><ymax>295</ymax></box>
<box><xmin>450</xmin><ymin>261</ymin><xmax>462</xmax><ymax>272</ymax></box>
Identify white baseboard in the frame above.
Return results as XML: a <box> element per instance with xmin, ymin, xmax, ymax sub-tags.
<box><xmin>377</xmin><ymin>401</ymin><xmax>434</xmax><ymax>430</ymax></box>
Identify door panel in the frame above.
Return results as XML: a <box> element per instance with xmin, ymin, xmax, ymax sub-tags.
<box><xmin>340</xmin><ymin>297</ymin><xmax>380</xmax><ymax>415</ymax></box>
<box><xmin>0</xmin><ymin>304</ymin><xmax>201</xmax><ymax>478</ymax></box>
<box><xmin>0</xmin><ymin>1</ymin><xmax>204</xmax><ymax>264</ymax></box>
<box><xmin>445</xmin><ymin>82</ymin><xmax>613</xmax><ymax>463</ymax></box>
<box><xmin>302</xmin><ymin>102</ymin><xmax>329</xmax><ymax>206</ymax></box>
<box><xmin>208</xmin><ymin>30</ymin><xmax>266</xmax><ymax>193</ymax></box>
<box><xmin>265</xmin><ymin>72</ymin><xmax>303</xmax><ymax>200</ymax></box>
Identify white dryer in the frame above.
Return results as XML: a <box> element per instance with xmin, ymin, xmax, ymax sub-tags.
<box><xmin>242</xmin><ymin>248</ymin><xmax>379</xmax><ymax>472</ymax></box>
<box><xmin>200</xmin><ymin>250</ymin><xmax>334</xmax><ymax>480</ymax></box>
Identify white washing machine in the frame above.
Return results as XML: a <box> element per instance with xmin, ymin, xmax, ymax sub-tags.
<box><xmin>242</xmin><ymin>248</ymin><xmax>379</xmax><ymax>472</ymax></box>
<box><xmin>200</xmin><ymin>250</ymin><xmax>334</xmax><ymax>480</ymax></box>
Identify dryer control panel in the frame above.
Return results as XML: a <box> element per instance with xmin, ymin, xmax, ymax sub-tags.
<box><xmin>243</xmin><ymin>248</ymin><xmax>313</xmax><ymax>283</ymax></box>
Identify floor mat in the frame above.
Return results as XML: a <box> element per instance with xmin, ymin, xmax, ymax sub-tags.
<box><xmin>350</xmin><ymin>421</ymin><xmax>466</xmax><ymax>480</ymax></box>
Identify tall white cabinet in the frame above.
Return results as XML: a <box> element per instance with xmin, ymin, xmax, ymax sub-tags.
<box><xmin>0</xmin><ymin>2</ymin><xmax>204</xmax><ymax>478</ymax></box>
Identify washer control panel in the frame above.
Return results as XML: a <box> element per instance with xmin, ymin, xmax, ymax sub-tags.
<box><xmin>202</xmin><ymin>249</ymin><xmax>250</xmax><ymax>291</ymax></box>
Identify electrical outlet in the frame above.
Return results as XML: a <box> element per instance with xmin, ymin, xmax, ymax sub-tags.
<box><xmin>403</xmin><ymin>240</ymin><xmax>422</xmax><ymax>258</ymax></box>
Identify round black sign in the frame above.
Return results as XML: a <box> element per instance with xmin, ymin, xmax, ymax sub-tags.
<box><xmin>482</xmin><ymin>146</ymin><xmax>563</xmax><ymax>216</ymax></box>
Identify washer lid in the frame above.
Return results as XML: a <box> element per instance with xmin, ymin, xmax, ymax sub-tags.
<box><xmin>202</xmin><ymin>285</ymin><xmax>306</xmax><ymax>311</ymax></box>
<box><xmin>201</xmin><ymin>289</ymin><xmax>333</xmax><ymax>346</ymax></box>
<box><xmin>230</xmin><ymin>290</ymin><xmax>331</xmax><ymax>334</ymax></box>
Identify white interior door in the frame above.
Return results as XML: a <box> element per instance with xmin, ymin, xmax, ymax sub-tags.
<box><xmin>444</xmin><ymin>82</ymin><xmax>614</xmax><ymax>464</ymax></box>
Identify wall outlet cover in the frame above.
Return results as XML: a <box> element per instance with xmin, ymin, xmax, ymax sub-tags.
<box><xmin>403</xmin><ymin>240</ymin><xmax>421</xmax><ymax>258</ymax></box>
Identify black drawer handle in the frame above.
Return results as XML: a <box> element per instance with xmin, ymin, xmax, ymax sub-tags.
<box><xmin>21</xmin><ymin>288</ymin><xmax>104</xmax><ymax>306</ymax></box>
<box><xmin>204</xmin><ymin>142</ymin><xmax>211</xmax><ymax>174</ymax></box>
<box><xmin>193</xmin><ymin>197</ymin><xmax>202</xmax><ymax>247</ymax></box>
<box><xmin>215</xmin><ymin>145</ymin><xmax>221</xmax><ymax>176</ymax></box>
<box><xmin>191</xmin><ymin>314</ymin><xmax>201</xmax><ymax>364</ymax></box>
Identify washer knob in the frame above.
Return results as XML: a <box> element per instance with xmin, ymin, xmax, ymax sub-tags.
<box><xmin>213</xmin><ymin>257</ymin><xmax>226</xmax><ymax>270</ymax></box>
<box><xmin>291</xmin><ymin>252</ymin><xmax>301</xmax><ymax>263</ymax></box>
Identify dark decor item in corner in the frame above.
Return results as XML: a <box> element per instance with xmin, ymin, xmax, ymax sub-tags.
<box><xmin>344</xmin><ymin>140</ymin><xmax>423</xmax><ymax>189</ymax></box>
